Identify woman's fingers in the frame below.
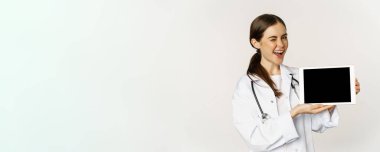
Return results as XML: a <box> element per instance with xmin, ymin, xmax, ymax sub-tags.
<box><xmin>310</xmin><ymin>105</ymin><xmax>333</xmax><ymax>114</ymax></box>
<box><xmin>356</xmin><ymin>86</ymin><xmax>360</xmax><ymax>94</ymax></box>
<box><xmin>327</xmin><ymin>105</ymin><xmax>336</xmax><ymax>113</ymax></box>
<box><xmin>355</xmin><ymin>78</ymin><xmax>360</xmax><ymax>94</ymax></box>
<box><xmin>310</xmin><ymin>104</ymin><xmax>331</xmax><ymax>110</ymax></box>
<box><xmin>310</xmin><ymin>104</ymin><xmax>323</xmax><ymax>109</ymax></box>
<box><xmin>295</xmin><ymin>104</ymin><xmax>336</xmax><ymax>115</ymax></box>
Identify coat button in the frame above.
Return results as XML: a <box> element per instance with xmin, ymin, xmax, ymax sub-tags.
<box><xmin>270</xmin><ymin>100</ymin><xmax>274</xmax><ymax>103</ymax></box>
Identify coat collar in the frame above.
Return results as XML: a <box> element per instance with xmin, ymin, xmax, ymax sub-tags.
<box><xmin>280</xmin><ymin>64</ymin><xmax>292</xmax><ymax>97</ymax></box>
<box><xmin>248</xmin><ymin>64</ymin><xmax>293</xmax><ymax>81</ymax></box>
<box><xmin>247</xmin><ymin>64</ymin><xmax>294</xmax><ymax>96</ymax></box>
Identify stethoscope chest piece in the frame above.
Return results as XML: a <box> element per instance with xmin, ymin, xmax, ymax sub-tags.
<box><xmin>261</xmin><ymin>113</ymin><xmax>270</xmax><ymax>123</ymax></box>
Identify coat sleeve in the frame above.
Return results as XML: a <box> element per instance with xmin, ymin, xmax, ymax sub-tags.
<box><xmin>232</xmin><ymin>77</ymin><xmax>299</xmax><ymax>151</ymax></box>
<box><xmin>311</xmin><ymin>106</ymin><xmax>339</xmax><ymax>133</ymax></box>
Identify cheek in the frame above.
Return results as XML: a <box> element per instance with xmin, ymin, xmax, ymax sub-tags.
<box><xmin>262</xmin><ymin>42</ymin><xmax>277</xmax><ymax>51</ymax></box>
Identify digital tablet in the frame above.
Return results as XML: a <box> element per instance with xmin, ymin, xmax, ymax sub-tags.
<box><xmin>299</xmin><ymin>65</ymin><xmax>356</xmax><ymax>105</ymax></box>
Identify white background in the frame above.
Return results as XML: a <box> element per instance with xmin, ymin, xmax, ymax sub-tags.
<box><xmin>1</xmin><ymin>0</ymin><xmax>379</xmax><ymax>151</ymax></box>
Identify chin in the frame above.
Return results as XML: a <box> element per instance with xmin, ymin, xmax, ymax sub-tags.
<box><xmin>274</xmin><ymin>61</ymin><xmax>283</xmax><ymax>65</ymax></box>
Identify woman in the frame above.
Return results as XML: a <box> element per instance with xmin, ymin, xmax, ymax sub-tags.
<box><xmin>232</xmin><ymin>14</ymin><xmax>361</xmax><ymax>152</ymax></box>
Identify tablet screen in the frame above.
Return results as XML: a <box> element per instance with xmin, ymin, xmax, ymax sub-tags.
<box><xmin>301</xmin><ymin>67</ymin><xmax>354</xmax><ymax>104</ymax></box>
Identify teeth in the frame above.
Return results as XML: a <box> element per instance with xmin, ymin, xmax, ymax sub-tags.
<box><xmin>273</xmin><ymin>51</ymin><xmax>284</xmax><ymax>54</ymax></box>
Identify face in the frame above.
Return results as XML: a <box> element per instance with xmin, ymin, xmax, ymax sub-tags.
<box><xmin>251</xmin><ymin>23</ymin><xmax>288</xmax><ymax>66</ymax></box>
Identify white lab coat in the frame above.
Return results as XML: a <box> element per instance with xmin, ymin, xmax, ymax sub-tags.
<box><xmin>232</xmin><ymin>64</ymin><xmax>339</xmax><ymax>152</ymax></box>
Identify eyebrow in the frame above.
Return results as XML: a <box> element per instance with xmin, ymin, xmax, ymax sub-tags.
<box><xmin>268</xmin><ymin>33</ymin><xmax>288</xmax><ymax>39</ymax></box>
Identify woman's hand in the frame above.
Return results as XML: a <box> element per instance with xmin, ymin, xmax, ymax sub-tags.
<box><xmin>291</xmin><ymin>104</ymin><xmax>335</xmax><ymax>118</ymax></box>
<box><xmin>356</xmin><ymin>78</ymin><xmax>360</xmax><ymax>94</ymax></box>
<box><xmin>327</xmin><ymin>105</ymin><xmax>336</xmax><ymax>113</ymax></box>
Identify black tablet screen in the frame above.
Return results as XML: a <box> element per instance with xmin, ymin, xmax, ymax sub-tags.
<box><xmin>303</xmin><ymin>67</ymin><xmax>351</xmax><ymax>103</ymax></box>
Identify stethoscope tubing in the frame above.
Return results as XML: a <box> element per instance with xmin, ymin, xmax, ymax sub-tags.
<box><xmin>247</xmin><ymin>73</ymin><xmax>299</xmax><ymax>121</ymax></box>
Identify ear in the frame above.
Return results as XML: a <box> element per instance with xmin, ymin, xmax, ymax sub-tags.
<box><xmin>250</xmin><ymin>39</ymin><xmax>261</xmax><ymax>49</ymax></box>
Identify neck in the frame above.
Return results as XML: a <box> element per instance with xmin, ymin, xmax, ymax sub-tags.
<box><xmin>260</xmin><ymin>60</ymin><xmax>281</xmax><ymax>75</ymax></box>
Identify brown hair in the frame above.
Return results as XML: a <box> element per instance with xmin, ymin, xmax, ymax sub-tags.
<box><xmin>247</xmin><ymin>14</ymin><xmax>286</xmax><ymax>98</ymax></box>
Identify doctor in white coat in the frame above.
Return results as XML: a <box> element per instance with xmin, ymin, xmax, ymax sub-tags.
<box><xmin>232</xmin><ymin>14</ymin><xmax>361</xmax><ymax>152</ymax></box>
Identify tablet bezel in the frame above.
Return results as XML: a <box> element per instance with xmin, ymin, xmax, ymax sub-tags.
<box><xmin>299</xmin><ymin>65</ymin><xmax>356</xmax><ymax>105</ymax></box>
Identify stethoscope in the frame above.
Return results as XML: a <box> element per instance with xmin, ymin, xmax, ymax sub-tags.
<box><xmin>247</xmin><ymin>73</ymin><xmax>299</xmax><ymax>122</ymax></box>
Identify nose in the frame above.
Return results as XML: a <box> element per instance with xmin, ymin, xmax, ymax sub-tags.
<box><xmin>277</xmin><ymin>39</ymin><xmax>284</xmax><ymax>48</ymax></box>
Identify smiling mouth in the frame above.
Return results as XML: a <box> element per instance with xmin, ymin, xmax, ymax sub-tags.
<box><xmin>273</xmin><ymin>50</ymin><xmax>285</xmax><ymax>55</ymax></box>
